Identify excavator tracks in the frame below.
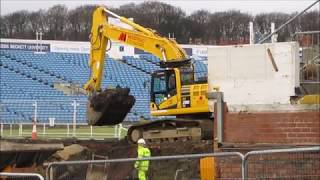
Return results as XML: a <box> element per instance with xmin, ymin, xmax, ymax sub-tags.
<box><xmin>127</xmin><ymin>119</ymin><xmax>213</xmax><ymax>143</ymax></box>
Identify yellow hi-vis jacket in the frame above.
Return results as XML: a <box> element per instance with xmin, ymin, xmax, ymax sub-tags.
<box><xmin>135</xmin><ymin>145</ymin><xmax>151</xmax><ymax>171</ymax></box>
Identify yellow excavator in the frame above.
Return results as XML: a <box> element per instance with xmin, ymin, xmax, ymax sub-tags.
<box><xmin>84</xmin><ymin>7</ymin><xmax>212</xmax><ymax>142</ymax></box>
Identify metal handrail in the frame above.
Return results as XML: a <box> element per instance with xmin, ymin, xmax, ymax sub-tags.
<box><xmin>0</xmin><ymin>172</ymin><xmax>44</xmax><ymax>180</ymax></box>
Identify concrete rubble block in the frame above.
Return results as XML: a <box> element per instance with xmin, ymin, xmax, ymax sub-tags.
<box><xmin>53</xmin><ymin>144</ymin><xmax>89</xmax><ymax>161</ymax></box>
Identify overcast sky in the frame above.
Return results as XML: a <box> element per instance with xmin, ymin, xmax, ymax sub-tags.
<box><xmin>1</xmin><ymin>0</ymin><xmax>319</xmax><ymax>16</ymax></box>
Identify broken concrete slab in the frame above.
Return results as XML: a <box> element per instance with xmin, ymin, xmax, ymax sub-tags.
<box><xmin>0</xmin><ymin>139</ymin><xmax>63</xmax><ymax>170</ymax></box>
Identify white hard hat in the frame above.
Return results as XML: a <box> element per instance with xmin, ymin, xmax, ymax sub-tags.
<box><xmin>137</xmin><ymin>138</ymin><xmax>146</xmax><ymax>144</ymax></box>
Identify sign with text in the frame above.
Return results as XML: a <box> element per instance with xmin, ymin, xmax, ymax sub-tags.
<box><xmin>0</xmin><ymin>42</ymin><xmax>50</xmax><ymax>52</ymax></box>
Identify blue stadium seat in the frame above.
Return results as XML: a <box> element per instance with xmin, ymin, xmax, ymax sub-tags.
<box><xmin>0</xmin><ymin>50</ymin><xmax>210</xmax><ymax>123</ymax></box>
<box><xmin>1</xmin><ymin>50</ymin><xmax>179</xmax><ymax>123</ymax></box>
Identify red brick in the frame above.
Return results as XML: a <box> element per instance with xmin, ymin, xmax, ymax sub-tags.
<box><xmin>295</xmin><ymin>127</ymin><xmax>311</xmax><ymax>132</ymax></box>
<box><xmin>287</xmin><ymin>133</ymin><xmax>298</xmax><ymax>138</ymax></box>
<box><xmin>223</xmin><ymin>111</ymin><xmax>320</xmax><ymax>144</ymax></box>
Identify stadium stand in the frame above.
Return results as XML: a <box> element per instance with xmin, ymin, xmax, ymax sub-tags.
<box><xmin>0</xmin><ymin>49</ymin><xmax>207</xmax><ymax>124</ymax></box>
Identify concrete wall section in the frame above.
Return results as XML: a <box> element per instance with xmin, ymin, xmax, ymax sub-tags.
<box><xmin>208</xmin><ymin>42</ymin><xmax>300</xmax><ymax>105</ymax></box>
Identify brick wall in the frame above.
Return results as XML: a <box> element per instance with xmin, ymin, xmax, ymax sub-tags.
<box><xmin>221</xmin><ymin>111</ymin><xmax>320</xmax><ymax>144</ymax></box>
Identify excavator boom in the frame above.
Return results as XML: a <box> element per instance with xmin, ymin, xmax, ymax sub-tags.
<box><xmin>84</xmin><ymin>7</ymin><xmax>193</xmax><ymax>126</ymax></box>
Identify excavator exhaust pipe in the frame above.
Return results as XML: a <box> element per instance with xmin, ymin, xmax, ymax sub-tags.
<box><xmin>87</xmin><ymin>87</ymin><xmax>135</xmax><ymax>126</ymax></box>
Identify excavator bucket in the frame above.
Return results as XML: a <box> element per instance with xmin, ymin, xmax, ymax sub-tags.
<box><xmin>87</xmin><ymin>87</ymin><xmax>135</xmax><ymax>126</ymax></box>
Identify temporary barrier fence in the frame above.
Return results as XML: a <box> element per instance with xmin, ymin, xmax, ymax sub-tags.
<box><xmin>46</xmin><ymin>152</ymin><xmax>244</xmax><ymax>180</ymax></box>
<box><xmin>0</xmin><ymin>172</ymin><xmax>44</xmax><ymax>180</ymax></box>
<box><xmin>243</xmin><ymin>146</ymin><xmax>320</xmax><ymax>180</ymax></box>
<box><xmin>44</xmin><ymin>146</ymin><xmax>320</xmax><ymax>180</ymax></box>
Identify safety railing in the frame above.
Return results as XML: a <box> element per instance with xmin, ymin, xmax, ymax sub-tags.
<box><xmin>0</xmin><ymin>172</ymin><xmax>44</xmax><ymax>180</ymax></box>
<box><xmin>46</xmin><ymin>152</ymin><xmax>244</xmax><ymax>180</ymax></box>
<box><xmin>0</xmin><ymin>99</ymin><xmax>128</xmax><ymax>139</ymax></box>
<box><xmin>44</xmin><ymin>146</ymin><xmax>320</xmax><ymax>180</ymax></box>
<box><xmin>0</xmin><ymin>122</ymin><xmax>126</xmax><ymax>140</ymax></box>
<box><xmin>0</xmin><ymin>99</ymin><xmax>146</xmax><ymax>125</ymax></box>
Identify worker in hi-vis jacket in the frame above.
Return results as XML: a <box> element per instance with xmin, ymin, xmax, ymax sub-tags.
<box><xmin>134</xmin><ymin>138</ymin><xmax>151</xmax><ymax>180</ymax></box>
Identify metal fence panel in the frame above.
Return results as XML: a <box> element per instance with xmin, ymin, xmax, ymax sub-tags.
<box><xmin>0</xmin><ymin>122</ymin><xmax>125</xmax><ymax>140</ymax></box>
<box><xmin>41</xmin><ymin>147</ymin><xmax>320</xmax><ymax>180</ymax></box>
<box><xmin>46</xmin><ymin>152</ymin><xmax>244</xmax><ymax>180</ymax></box>
<box><xmin>0</xmin><ymin>172</ymin><xmax>44</xmax><ymax>180</ymax></box>
<box><xmin>243</xmin><ymin>147</ymin><xmax>320</xmax><ymax>180</ymax></box>
<box><xmin>0</xmin><ymin>100</ymin><xmax>126</xmax><ymax>139</ymax></box>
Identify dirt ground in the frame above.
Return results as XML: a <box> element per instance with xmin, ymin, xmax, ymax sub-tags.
<box><xmin>1</xmin><ymin>138</ymin><xmax>213</xmax><ymax>179</ymax></box>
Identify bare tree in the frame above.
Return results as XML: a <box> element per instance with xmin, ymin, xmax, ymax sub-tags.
<box><xmin>46</xmin><ymin>5</ymin><xmax>68</xmax><ymax>40</ymax></box>
<box><xmin>186</xmin><ymin>10</ymin><xmax>211</xmax><ymax>44</ymax></box>
<box><xmin>299</xmin><ymin>10</ymin><xmax>319</xmax><ymax>31</ymax></box>
<box><xmin>28</xmin><ymin>10</ymin><xmax>47</xmax><ymax>38</ymax></box>
<box><xmin>66</xmin><ymin>5</ymin><xmax>98</xmax><ymax>41</ymax></box>
<box><xmin>0</xmin><ymin>16</ymin><xmax>8</xmax><ymax>38</ymax></box>
<box><xmin>0</xmin><ymin>2</ymin><xmax>318</xmax><ymax>44</ymax></box>
<box><xmin>3</xmin><ymin>11</ymin><xmax>30</xmax><ymax>38</ymax></box>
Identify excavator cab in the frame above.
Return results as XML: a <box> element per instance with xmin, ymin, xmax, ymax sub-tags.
<box><xmin>150</xmin><ymin>69</ymin><xmax>177</xmax><ymax>106</ymax></box>
<box><xmin>150</xmin><ymin>67</ymin><xmax>195</xmax><ymax>112</ymax></box>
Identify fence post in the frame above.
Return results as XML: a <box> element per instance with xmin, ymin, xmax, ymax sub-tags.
<box><xmin>19</xmin><ymin>123</ymin><xmax>22</xmax><ymax>136</ymax></box>
<box><xmin>118</xmin><ymin>124</ymin><xmax>122</xmax><ymax>140</ymax></box>
<box><xmin>50</xmin><ymin>166</ymin><xmax>53</xmax><ymax>180</ymax></box>
<box><xmin>71</xmin><ymin>100</ymin><xmax>79</xmax><ymax>137</ymax></box>
<box><xmin>0</xmin><ymin>123</ymin><xmax>3</xmax><ymax>137</ymax></box>
<box><xmin>249</xmin><ymin>21</ymin><xmax>254</xmax><ymax>44</ymax></box>
<box><xmin>67</xmin><ymin>123</ymin><xmax>70</xmax><ymax>137</ymax></box>
<box><xmin>90</xmin><ymin>125</ymin><xmax>93</xmax><ymax>138</ymax></box>
<box><xmin>242</xmin><ymin>157</ymin><xmax>246</xmax><ymax>180</ymax></box>
<box><xmin>43</xmin><ymin>123</ymin><xmax>46</xmax><ymax>136</ymax></box>
<box><xmin>174</xmin><ymin>169</ymin><xmax>184</xmax><ymax>180</ymax></box>
<box><xmin>114</xmin><ymin>125</ymin><xmax>118</xmax><ymax>138</ymax></box>
<box><xmin>33</xmin><ymin>101</ymin><xmax>38</xmax><ymax>123</ymax></box>
<box><xmin>10</xmin><ymin>123</ymin><xmax>12</xmax><ymax>136</ymax></box>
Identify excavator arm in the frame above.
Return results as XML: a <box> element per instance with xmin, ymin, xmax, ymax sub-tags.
<box><xmin>84</xmin><ymin>7</ymin><xmax>189</xmax><ymax>93</ymax></box>
<box><xmin>84</xmin><ymin>7</ymin><xmax>190</xmax><ymax>126</ymax></box>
